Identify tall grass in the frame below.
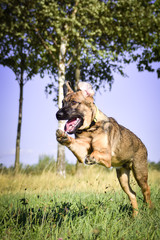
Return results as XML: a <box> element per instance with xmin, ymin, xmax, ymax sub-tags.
<box><xmin>0</xmin><ymin>166</ymin><xmax>160</xmax><ymax>239</ymax></box>
<box><xmin>0</xmin><ymin>166</ymin><xmax>117</xmax><ymax>194</ymax></box>
<box><xmin>0</xmin><ymin>165</ymin><xmax>160</xmax><ymax>195</ymax></box>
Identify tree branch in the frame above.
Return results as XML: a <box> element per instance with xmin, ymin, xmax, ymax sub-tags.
<box><xmin>35</xmin><ymin>28</ymin><xmax>58</xmax><ymax>67</ymax></box>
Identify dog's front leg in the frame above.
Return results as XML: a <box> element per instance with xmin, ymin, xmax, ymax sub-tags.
<box><xmin>85</xmin><ymin>133</ymin><xmax>112</xmax><ymax>168</ymax></box>
<box><xmin>56</xmin><ymin>129</ymin><xmax>90</xmax><ymax>163</ymax></box>
<box><xmin>56</xmin><ymin>129</ymin><xmax>73</xmax><ymax>146</ymax></box>
<box><xmin>85</xmin><ymin>151</ymin><xmax>112</xmax><ymax>168</ymax></box>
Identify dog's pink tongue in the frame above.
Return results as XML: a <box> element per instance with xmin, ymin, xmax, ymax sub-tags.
<box><xmin>64</xmin><ymin>118</ymin><xmax>77</xmax><ymax>133</ymax></box>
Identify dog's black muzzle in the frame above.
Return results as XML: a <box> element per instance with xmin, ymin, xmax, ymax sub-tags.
<box><xmin>56</xmin><ymin>107</ymin><xmax>84</xmax><ymax>134</ymax></box>
<box><xmin>56</xmin><ymin>108</ymin><xmax>69</xmax><ymax>120</ymax></box>
<box><xmin>56</xmin><ymin>109</ymin><xmax>64</xmax><ymax>120</ymax></box>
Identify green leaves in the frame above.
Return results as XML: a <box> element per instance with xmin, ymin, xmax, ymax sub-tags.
<box><xmin>0</xmin><ymin>0</ymin><xmax>159</xmax><ymax>91</ymax></box>
<box><xmin>0</xmin><ymin>0</ymin><xmax>45</xmax><ymax>83</ymax></box>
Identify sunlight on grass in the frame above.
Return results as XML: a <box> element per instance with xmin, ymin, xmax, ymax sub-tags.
<box><xmin>0</xmin><ymin>166</ymin><xmax>117</xmax><ymax>194</ymax></box>
<box><xmin>0</xmin><ymin>165</ymin><xmax>159</xmax><ymax>195</ymax></box>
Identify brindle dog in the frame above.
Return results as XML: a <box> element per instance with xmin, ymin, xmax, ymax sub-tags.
<box><xmin>56</xmin><ymin>81</ymin><xmax>152</xmax><ymax>216</ymax></box>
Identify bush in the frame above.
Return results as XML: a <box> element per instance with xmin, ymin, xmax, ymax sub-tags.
<box><xmin>149</xmin><ymin>161</ymin><xmax>160</xmax><ymax>171</ymax></box>
<box><xmin>22</xmin><ymin>155</ymin><xmax>56</xmax><ymax>174</ymax></box>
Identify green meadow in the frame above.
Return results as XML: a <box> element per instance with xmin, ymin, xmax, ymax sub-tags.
<box><xmin>0</xmin><ymin>165</ymin><xmax>160</xmax><ymax>240</ymax></box>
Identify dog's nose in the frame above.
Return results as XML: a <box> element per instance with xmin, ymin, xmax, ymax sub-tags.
<box><xmin>56</xmin><ymin>110</ymin><xmax>64</xmax><ymax>120</ymax></box>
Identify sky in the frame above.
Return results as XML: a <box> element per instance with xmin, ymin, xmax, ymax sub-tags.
<box><xmin>0</xmin><ymin>62</ymin><xmax>160</xmax><ymax>168</ymax></box>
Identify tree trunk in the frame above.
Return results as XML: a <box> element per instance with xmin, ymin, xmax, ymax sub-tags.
<box><xmin>75</xmin><ymin>60</ymin><xmax>83</xmax><ymax>173</ymax></box>
<box><xmin>56</xmin><ymin>4</ymin><xmax>79</xmax><ymax>176</ymax></box>
<box><xmin>56</xmin><ymin>38</ymin><xmax>67</xmax><ymax>177</ymax></box>
<box><xmin>14</xmin><ymin>74</ymin><xmax>24</xmax><ymax>173</ymax></box>
<box><xmin>75</xmin><ymin>67</ymin><xmax>80</xmax><ymax>90</ymax></box>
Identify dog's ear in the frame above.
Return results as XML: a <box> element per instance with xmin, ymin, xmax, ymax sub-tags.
<box><xmin>77</xmin><ymin>82</ymin><xmax>95</xmax><ymax>98</ymax></box>
<box><xmin>63</xmin><ymin>81</ymin><xmax>73</xmax><ymax>97</ymax></box>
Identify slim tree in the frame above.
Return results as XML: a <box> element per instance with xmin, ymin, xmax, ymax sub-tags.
<box><xmin>15</xmin><ymin>47</ymin><xmax>25</xmax><ymax>173</ymax></box>
<box><xmin>34</xmin><ymin>0</ymin><xmax>79</xmax><ymax>176</ymax></box>
<box><xmin>0</xmin><ymin>1</ymin><xmax>43</xmax><ymax>172</ymax></box>
<box><xmin>56</xmin><ymin>37</ymin><xmax>67</xmax><ymax>176</ymax></box>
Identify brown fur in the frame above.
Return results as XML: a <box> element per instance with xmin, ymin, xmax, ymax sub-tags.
<box><xmin>56</xmin><ymin>82</ymin><xmax>152</xmax><ymax>216</ymax></box>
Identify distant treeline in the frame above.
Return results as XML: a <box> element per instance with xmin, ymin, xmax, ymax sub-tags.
<box><xmin>149</xmin><ymin>161</ymin><xmax>160</xmax><ymax>171</ymax></box>
<box><xmin>0</xmin><ymin>155</ymin><xmax>77</xmax><ymax>175</ymax></box>
<box><xmin>0</xmin><ymin>155</ymin><xmax>160</xmax><ymax>174</ymax></box>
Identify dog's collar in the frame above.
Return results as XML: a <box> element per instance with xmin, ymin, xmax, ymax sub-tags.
<box><xmin>86</xmin><ymin>104</ymin><xmax>99</xmax><ymax>128</ymax></box>
<box><xmin>76</xmin><ymin>105</ymin><xmax>99</xmax><ymax>133</ymax></box>
<box><xmin>93</xmin><ymin>105</ymin><xmax>99</xmax><ymax>122</ymax></box>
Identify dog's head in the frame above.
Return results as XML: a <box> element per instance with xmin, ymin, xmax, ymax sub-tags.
<box><xmin>56</xmin><ymin>82</ymin><xmax>95</xmax><ymax>134</ymax></box>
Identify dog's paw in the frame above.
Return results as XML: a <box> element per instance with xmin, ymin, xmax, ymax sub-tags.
<box><xmin>84</xmin><ymin>155</ymin><xmax>97</xmax><ymax>165</ymax></box>
<box><xmin>56</xmin><ymin>129</ymin><xmax>72</xmax><ymax>146</ymax></box>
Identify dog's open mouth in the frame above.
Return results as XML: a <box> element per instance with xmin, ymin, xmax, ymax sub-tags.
<box><xmin>64</xmin><ymin>117</ymin><xmax>83</xmax><ymax>134</ymax></box>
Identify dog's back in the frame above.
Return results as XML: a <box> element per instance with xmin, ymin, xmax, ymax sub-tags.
<box><xmin>107</xmin><ymin>117</ymin><xmax>147</xmax><ymax>168</ymax></box>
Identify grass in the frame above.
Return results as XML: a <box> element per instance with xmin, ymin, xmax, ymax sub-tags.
<box><xmin>0</xmin><ymin>166</ymin><xmax>160</xmax><ymax>239</ymax></box>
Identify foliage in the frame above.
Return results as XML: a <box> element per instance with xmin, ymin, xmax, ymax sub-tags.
<box><xmin>0</xmin><ymin>0</ymin><xmax>159</xmax><ymax>92</ymax></box>
<box><xmin>0</xmin><ymin>0</ymin><xmax>43</xmax><ymax>82</ymax></box>
<box><xmin>0</xmin><ymin>155</ymin><xmax>76</xmax><ymax>175</ymax></box>
<box><xmin>33</xmin><ymin>0</ymin><xmax>160</xmax><ymax>94</ymax></box>
<box><xmin>23</xmin><ymin>155</ymin><xmax>56</xmax><ymax>174</ymax></box>
<box><xmin>136</xmin><ymin>0</ymin><xmax>160</xmax><ymax>77</ymax></box>
<box><xmin>149</xmin><ymin>161</ymin><xmax>160</xmax><ymax>171</ymax></box>
<box><xmin>1</xmin><ymin>158</ymin><xmax>160</xmax><ymax>175</ymax></box>
<box><xmin>0</xmin><ymin>188</ymin><xmax>160</xmax><ymax>239</ymax></box>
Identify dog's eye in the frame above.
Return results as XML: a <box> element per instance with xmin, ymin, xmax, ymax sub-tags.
<box><xmin>71</xmin><ymin>101</ymin><xmax>79</xmax><ymax>105</ymax></box>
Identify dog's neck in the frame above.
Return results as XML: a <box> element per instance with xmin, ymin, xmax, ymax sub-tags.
<box><xmin>93</xmin><ymin>104</ymin><xmax>109</xmax><ymax>122</ymax></box>
<box><xmin>85</xmin><ymin>104</ymin><xmax>109</xmax><ymax>129</ymax></box>
<box><xmin>76</xmin><ymin>104</ymin><xmax>109</xmax><ymax>134</ymax></box>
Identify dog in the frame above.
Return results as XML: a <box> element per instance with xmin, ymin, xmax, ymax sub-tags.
<box><xmin>56</xmin><ymin>81</ymin><xmax>152</xmax><ymax>216</ymax></box>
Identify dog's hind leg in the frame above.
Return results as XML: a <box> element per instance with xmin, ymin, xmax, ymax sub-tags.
<box><xmin>116</xmin><ymin>167</ymin><xmax>138</xmax><ymax>217</ymax></box>
<box><xmin>132</xmin><ymin>152</ymin><xmax>152</xmax><ymax>208</ymax></box>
